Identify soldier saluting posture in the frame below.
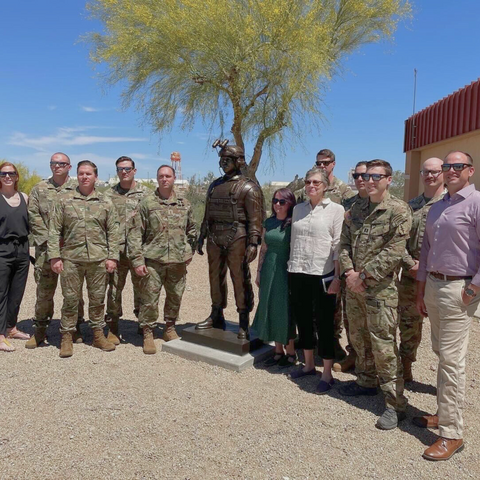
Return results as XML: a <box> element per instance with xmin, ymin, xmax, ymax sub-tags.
<box><xmin>196</xmin><ymin>141</ymin><xmax>263</xmax><ymax>339</ymax></box>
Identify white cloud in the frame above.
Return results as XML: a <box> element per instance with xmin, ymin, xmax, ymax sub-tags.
<box><xmin>7</xmin><ymin>127</ymin><xmax>147</xmax><ymax>151</ymax></box>
<box><xmin>177</xmin><ymin>141</ymin><xmax>185</xmax><ymax>145</ymax></box>
<box><xmin>47</xmin><ymin>105</ymin><xmax>57</xmax><ymax>111</ymax></box>
<box><xmin>81</xmin><ymin>106</ymin><xmax>101</xmax><ymax>112</ymax></box>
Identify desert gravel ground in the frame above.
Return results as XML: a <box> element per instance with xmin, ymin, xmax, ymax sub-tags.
<box><xmin>1</xmin><ymin>253</ymin><xmax>479</xmax><ymax>480</ymax></box>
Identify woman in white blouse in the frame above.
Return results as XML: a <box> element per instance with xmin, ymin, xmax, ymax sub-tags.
<box><xmin>287</xmin><ymin>167</ymin><xmax>344</xmax><ymax>394</ymax></box>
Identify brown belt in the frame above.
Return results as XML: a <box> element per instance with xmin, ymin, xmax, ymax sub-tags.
<box><xmin>429</xmin><ymin>272</ymin><xmax>472</xmax><ymax>281</ymax></box>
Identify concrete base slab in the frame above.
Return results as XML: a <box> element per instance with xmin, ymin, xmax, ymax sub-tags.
<box><xmin>181</xmin><ymin>321</ymin><xmax>263</xmax><ymax>355</ymax></box>
<box><xmin>162</xmin><ymin>338</ymin><xmax>274</xmax><ymax>372</ymax></box>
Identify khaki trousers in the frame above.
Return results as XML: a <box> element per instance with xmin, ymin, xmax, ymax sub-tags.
<box><xmin>424</xmin><ymin>275</ymin><xmax>480</xmax><ymax>439</ymax></box>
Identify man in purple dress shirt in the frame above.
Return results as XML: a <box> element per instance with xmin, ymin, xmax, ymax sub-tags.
<box><xmin>416</xmin><ymin>151</ymin><xmax>480</xmax><ymax>461</ymax></box>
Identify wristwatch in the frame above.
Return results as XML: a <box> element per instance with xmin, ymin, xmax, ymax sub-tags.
<box><xmin>464</xmin><ymin>287</ymin><xmax>476</xmax><ymax>298</ymax></box>
<box><xmin>359</xmin><ymin>272</ymin><xmax>367</xmax><ymax>281</ymax></box>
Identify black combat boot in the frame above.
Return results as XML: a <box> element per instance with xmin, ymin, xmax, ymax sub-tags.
<box><xmin>196</xmin><ymin>305</ymin><xmax>226</xmax><ymax>330</ymax></box>
<box><xmin>237</xmin><ymin>311</ymin><xmax>250</xmax><ymax>340</ymax></box>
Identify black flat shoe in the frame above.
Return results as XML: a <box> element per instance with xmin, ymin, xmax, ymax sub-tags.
<box><xmin>288</xmin><ymin>368</ymin><xmax>316</xmax><ymax>379</ymax></box>
<box><xmin>278</xmin><ymin>354</ymin><xmax>298</xmax><ymax>368</ymax></box>
<box><xmin>264</xmin><ymin>353</ymin><xmax>285</xmax><ymax>367</ymax></box>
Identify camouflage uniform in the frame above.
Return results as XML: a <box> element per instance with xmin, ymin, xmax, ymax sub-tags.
<box><xmin>296</xmin><ymin>176</ymin><xmax>356</xmax><ymax>344</ymax></box>
<box><xmin>340</xmin><ymin>191</ymin><xmax>412</xmax><ymax>411</ymax></box>
<box><xmin>28</xmin><ymin>177</ymin><xmax>84</xmax><ymax>326</ymax></box>
<box><xmin>104</xmin><ymin>182</ymin><xmax>150</xmax><ymax>321</ymax></box>
<box><xmin>128</xmin><ymin>190</ymin><xmax>196</xmax><ymax>328</ymax></box>
<box><xmin>398</xmin><ymin>192</ymin><xmax>444</xmax><ymax>362</ymax></box>
<box><xmin>47</xmin><ymin>188</ymin><xmax>120</xmax><ymax>333</ymax></box>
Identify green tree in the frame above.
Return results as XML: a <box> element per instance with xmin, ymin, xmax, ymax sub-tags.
<box><xmin>87</xmin><ymin>0</ymin><xmax>410</xmax><ymax>178</ymax></box>
<box><xmin>389</xmin><ymin>170</ymin><xmax>405</xmax><ymax>199</ymax></box>
<box><xmin>185</xmin><ymin>171</ymin><xmax>216</xmax><ymax>227</ymax></box>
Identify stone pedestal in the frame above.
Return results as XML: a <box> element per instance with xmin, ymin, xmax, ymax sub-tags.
<box><xmin>162</xmin><ymin>321</ymin><xmax>273</xmax><ymax>372</ymax></box>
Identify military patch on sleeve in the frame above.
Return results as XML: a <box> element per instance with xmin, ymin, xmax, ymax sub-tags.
<box><xmin>361</xmin><ymin>225</ymin><xmax>371</xmax><ymax>235</ymax></box>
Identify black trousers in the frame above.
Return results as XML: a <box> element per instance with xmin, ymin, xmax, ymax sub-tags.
<box><xmin>289</xmin><ymin>271</ymin><xmax>336</xmax><ymax>359</ymax></box>
<box><xmin>0</xmin><ymin>248</ymin><xmax>30</xmax><ymax>336</ymax></box>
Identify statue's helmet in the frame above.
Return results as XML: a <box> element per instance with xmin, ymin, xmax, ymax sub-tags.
<box><xmin>219</xmin><ymin>145</ymin><xmax>246</xmax><ymax>168</ymax></box>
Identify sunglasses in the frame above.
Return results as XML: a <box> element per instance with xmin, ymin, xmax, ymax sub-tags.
<box><xmin>420</xmin><ymin>169</ymin><xmax>442</xmax><ymax>177</ymax></box>
<box><xmin>352</xmin><ymin>173</ymin><xmax>365</xmax><ymax>180</ymax></box>
<box><xmin>305</xmin><ymin>180</ymin><xmax>323</xmax><ymax>186</ymax></box>
<box><xmin>116</xmin><ymin>167</ymin><xmax>134</xmax><ymax>173</ymax></box>
<box><xmin>441</xmin><ymin>163</ymin><xmax>471</xmax><ymax>172</ymax></box>
<box><xmin>273</xmin><ymin>198</ymin><xmax>287</xmax><ymax>205</ymax></box>
<box><xmin>50</xmin><ymin>162</ymin><xmax>70</xmax><ymax>168</ymax></box>
<box><xmin>361</xmin><ymin>173</ymin><xmax>389</xmax><ymax>181</ymax></box>
<box><xmin>315</xmin><ymin>160</ymin><xmax>334</xmax><ymax>166</ymax></box>
<box><xmin>0</xmin><ymin>171</ymin><xmax>18</xmax><ymax>178</ymax></box>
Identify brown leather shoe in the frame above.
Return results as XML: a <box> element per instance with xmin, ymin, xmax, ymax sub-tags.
<box><xmin>423</xmin><ymin>437</ymin><xmax>464</xmax><ymax>461</ymax></box>
<box><xmin>412</xmin><ymin>414</ymin><xmax>439</xmax><ymax>429</ymax></box>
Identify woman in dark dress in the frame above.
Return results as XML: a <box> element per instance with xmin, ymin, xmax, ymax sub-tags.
<box><xmin>0</xmin><ymin>162</ymin><xmax>30</xmax><ymax>352</ymax></box>
<box><xmin>253</xmin><ymin>188</ymin><xmax>297</xmax><ymax>367</ymax></box>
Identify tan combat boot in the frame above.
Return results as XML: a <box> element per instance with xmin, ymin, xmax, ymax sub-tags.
<box><xmin>25</xmin><ymin>326</ymin><xmax>47</xmax><ymax>349</ymax></box>
<box><xmin>92</xmin><ymin>328</ymin><xmax>116</xmax><ymax>352</ymax></box>
<box><xmin>106</xmin><ymin>321</ymin><xmax>121</xmax><ymax>345</ymax></box>
<box><xmin>402</xmin><ymin>357</ymin><xmax>413</xmax><ymax>383</ymax></box>
<box><xmin>163</xmin><ymin>322</ymin><xmax>179</xmax><ymax>342</ymax></box>
<box><xmin>143</xmin><ymin>326</ymin><xmax>157</xmax><ymax>354</ymax></box>
<box><xmin>59</xmin><ymin>332</ymin><xmax>74</xmax><ymax>358</ymax></box>
<box><xmin>336</xmin><ymin>351</ymin><xmax>357</xmax><ymax>373</ymax></box>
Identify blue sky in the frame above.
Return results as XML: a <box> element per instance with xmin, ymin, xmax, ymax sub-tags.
<box><xmin>1</xmin><ymin>1</ymin><xmax>480</xmax><ymax>184</ymax></box>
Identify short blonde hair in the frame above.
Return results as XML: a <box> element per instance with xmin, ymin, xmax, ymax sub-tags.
<box><xmin>305</xmin><ymin>167</ymin><xmax>329</xmax><ymax>187</ymax></box>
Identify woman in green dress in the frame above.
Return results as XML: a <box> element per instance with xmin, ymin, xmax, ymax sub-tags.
<box><xmin>253</xmin><ymin>188</ymin><xmax>297</xmax><ymax>367</ymax></box>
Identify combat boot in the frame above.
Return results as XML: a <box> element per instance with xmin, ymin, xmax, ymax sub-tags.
<box><xmin>196</xmin><ymin>305</ymin><xmax>226</xmax><ymax>330</ymax></box>
<box><xmin>106</xmin><ymin>320</ymin><xmax>121</xmax><ymax>345</ymax></box>
<box><xmin>163</xmin><ymin>321</ymin><xmax>179</xmax><ymax>342</ymax></box>
<box><xmin>402</xmin><ymin>357</ymin><xmax>413</xmax><ymax>383</ymax></box>
<box><xmin>92</xmin><ymin>328</ymin><xmax>116</xmax><ymax>352</ymax></box>
<box><xmin>237</xmin><ymin>311</ymin><xmax>250</xmax><ymax>340</ymax></box>
<box><xmin>143</xmin><ymin>326</ymin><xmax>157</xmax><ymax>354</ymax></box>
<box><xmin>73</xmin><ymin>321</ymin><xmax>83</xmax><ymax>344</ymax></box>
<box><xmin>25</xmin><ymin>326</ymin><xmax>47</xmax><ymax>349</ymax></box>
<box><xmin>333</xmin><ymin>350</ymin><xmax>357</xmax><ymax>372</ymax></box>
<box><xmin>59</xmin><ymin>332</ymin><xmax>73</xmax><ymax>358</ymax></box>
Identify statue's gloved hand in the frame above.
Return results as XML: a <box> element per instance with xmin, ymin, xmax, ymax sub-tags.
<box><xmin>197</xmin><ymin>237</ymin><xmax>205</xmax><ymax>255</ymax></box>
<box><xmin>245</xmin><ymin>244</ymin><xmax>258</xmax><ymax>264</ymax></box>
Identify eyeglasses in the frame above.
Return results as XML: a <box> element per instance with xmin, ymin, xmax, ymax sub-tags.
<box><xmin>0</xmin><ymin>171</ymin><xmax>18</xmax><ymax>178</ymax></box>
<box><xmin>50</xmin><ymin>162</ymin><xmax>70</xmax><ymax>168</ymax></box>
<box><xmin>361</xmin><ymin>173</ymin><xmax>389</xmax><ymax>182</ymax></box>
<box><xmin>352</xmin><ymin>173</ymin><xmax>365</xmax><ymax>180</ymax></box>
<box><xmin>441</xmin><ymin>163</ymin><xmax>471</xmax><ymax>172</ymax></box>
<box><xmin>420</xmin><ymin>169</ymin><xmax>442</xmax><ymax>177</ymax></box>
<box><xmin>305</xmin><ymin>180</ymin><xmax>323</xmax><ymax>186</ymax></box>
<box><xmin>315</xmin><ymin>160</ymin><xmax>334</xmax><ymax>166</ymax></box>
<box><xmin>273</xmin><ymin>198</ymin><xmax>287</xmax><ymax>205</ymax></box>
<box><xmin>116</xmin><ymin>167</ymin><xmax>134</xmax><ymax>173</ymax></box>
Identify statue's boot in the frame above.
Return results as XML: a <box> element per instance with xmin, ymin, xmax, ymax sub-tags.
<box><xmin>237</xmin><ymin>311</ymin><xmax>250</xmax><ymax>340</ymax></box>
<box><xmin>196</xmin><ymin>305</ymin><xmax>226</xmax><ymax>330</ymax></box>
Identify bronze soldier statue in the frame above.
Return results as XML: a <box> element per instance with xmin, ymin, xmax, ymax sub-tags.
<box><xmin>196</xmin><ymin>141</ymin><xmax>263</xmax><ymax>339</ymax></box>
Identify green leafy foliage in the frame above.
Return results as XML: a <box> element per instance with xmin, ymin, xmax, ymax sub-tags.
<box><xmin>87</xmin><ymin>0</ymin><xmax>411</xmax><ymax>178</ymax></box>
